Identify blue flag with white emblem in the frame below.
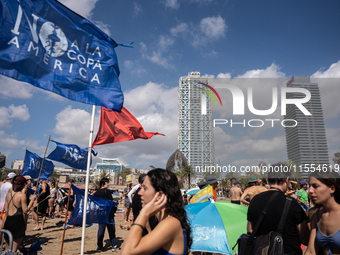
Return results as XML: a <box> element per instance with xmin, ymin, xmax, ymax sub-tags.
<box><xmin>22</xmin><ymin>150</ymin><xmax>54</xmax><ymax>180</ymax></box>
<box><xmin>0</xmin><ymin>0</ymin><xmax>123</xmax><ymax>111</ymax></box>
<box><xmin>47</xmin><ymin>140</ymin><xmax>97</xmax><ymax>170</ymax></box>
<box><xmin>68</xmin><ymin>184</ymin><xmax>118</xmax><ymax>225</ymax></box>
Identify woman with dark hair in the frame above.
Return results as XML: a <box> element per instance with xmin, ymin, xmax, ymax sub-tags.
<box><xmin>120</xmin><ymin>168</ymin><xmax>192</xmax><ymax>255</ymax></box>
<box><xmin>3</xmin><ymin>176</ymin><xmax>36</xmax><ymax>253</ymax></box>
<box><xmin>305</xmin><ymin>172</ymin><xmax>340</xmax><ymax>255</ymax></box>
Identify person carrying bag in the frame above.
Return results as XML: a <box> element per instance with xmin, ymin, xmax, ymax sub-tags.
<box><xmin>236</xmin><ymin>192</ymin><xmax>292</xmax><ymax>255</ymax></box>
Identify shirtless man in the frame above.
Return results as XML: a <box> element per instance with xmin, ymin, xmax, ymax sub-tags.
<box><xmin>240</xmin><ymin>176</ymin><xmax>267</xmax><ymax>206</ymax></box>
<box><xmin>230</xmin><ymin>181</ymin><xmax>243</xmax><ymax>204</ymax></box>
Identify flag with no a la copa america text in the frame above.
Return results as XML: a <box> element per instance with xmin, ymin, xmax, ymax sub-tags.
<box><xmin>0</xmin><ymin>0</ymin><xmax>123</xmax><ymax>111</ymax></box>
<box><xmin>47</xmin><ymin>140</ymin><xmax>97</xmax><ymax>170</ymax></box>
<box><xmin>67</xmin><ymin>184</ymin><xmax>118</xmax><ymax>225</ymax></box>
<box><xmin>22</xmin><ymin>150</ymin><xmax>54</xmax><ymax>180</ymax></box>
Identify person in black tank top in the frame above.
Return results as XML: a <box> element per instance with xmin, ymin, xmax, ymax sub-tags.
<box><xmin>3</xmin><ymin>176</ymin><xmax>36</xmax><ymax>253</ymax></box>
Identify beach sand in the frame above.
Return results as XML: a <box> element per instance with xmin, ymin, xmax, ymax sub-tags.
<box><xmin>24</xmin><ymin>208</ymin><xmax>130</xmax><ymax>255</ymax></box>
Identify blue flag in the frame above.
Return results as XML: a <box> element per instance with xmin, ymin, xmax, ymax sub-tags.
<box><xmin>47</xmin><ymin>140</ymin><xmax>96</xmax><ymax>170</ymax></box>
<box><xmin>0</xmin><ymin>0</ymin><xmax>123</xmax><ymax>111</ymax></box>
<box><xmin>68</xmin><ymin>184</ymin><xmax>118</xmax><ymax>225</ymax></box>
<box><xmin>22</xmin><ymin>150</ymin><xmax>54</xmax><ymax>180</ymax></box>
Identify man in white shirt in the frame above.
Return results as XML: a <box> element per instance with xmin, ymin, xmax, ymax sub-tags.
<box><xmin>0</xmin><ymin>172</ymin><xmax>17</xmax><ymax>212</ymax></box>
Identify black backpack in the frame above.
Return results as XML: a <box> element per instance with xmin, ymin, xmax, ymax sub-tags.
<box><xmin>236</xmin><ymin>192</ymin><xmax>292</xmax><ymax>255</ymax></box>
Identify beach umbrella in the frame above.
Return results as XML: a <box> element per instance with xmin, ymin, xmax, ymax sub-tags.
<box><xmin>187</xmin><ymin>187</ymin><xmax>200</xmax><ymax>195</ymax></box>
<box><xmin>185</xmin><ymin>200</ymin><xmax>211</xmax><ymax>221</ymax></box>
<box><xmin>188</xmin><ymin>201</ymin><xmax>248</xmax><ymax>255</ymax></box>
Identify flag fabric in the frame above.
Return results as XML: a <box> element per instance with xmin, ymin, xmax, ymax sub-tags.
<box><xmin>189</xmin><ymin>184</ymin><xmax>214</xmax><ymax>204</ymax></box>
<box><xmin>47</xmin><ymin>140</ymin><xmax>96</xmax><ymax>170</ymax></box>
<box><xmin>0</xmin><ymin>0</ymin><xmax>123</xmax><ymax>111</ymax></box>
<box><xmin>22</xmin><ymin>150</ymin><xmax>54</xmax><ymax>180</ymax></box>
<box><xmin>92</xmin><ymin>106</ymin><xmax>164</xmax><ymax>146</ymax></box>
<box><xmin>67</xmin><ymin>184</ymin><xmax>118</xmax><ymax>225</ymax></box>
<box><xmin>27</xmin><ymin>186</ymin><xmax>35</xmax><ymax>195</ymax></box>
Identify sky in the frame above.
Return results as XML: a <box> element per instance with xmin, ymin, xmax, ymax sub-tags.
<box><xmin>1</xmin><ymin>0</ymin><xmax>340</xmax><ymax>173</ymax></box>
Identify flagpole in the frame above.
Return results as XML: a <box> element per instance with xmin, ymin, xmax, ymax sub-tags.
<box><xmin>60</xmin><ymin>180</ymin><xmax>73</xmax><ymax>255</ymax></box>
<box><xmin>80</xmin><ymin>105</ymin><xmax>96</xmax><ymax>255</ymax></box>
<box><xmin>21</xmin><ymin>147</ymin><xmax>27</xmax><ymax>175</ymax></box>
<box><xmin>37</xmin><ymin>135</ymin><xmax>51</xmax><ymax>182</ymax></box>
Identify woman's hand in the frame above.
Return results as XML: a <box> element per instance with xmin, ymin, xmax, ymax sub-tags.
<box><xmin>141</xmin><ymin>192</ymin><xmax>167</xmax><ymax>218</ymax></box>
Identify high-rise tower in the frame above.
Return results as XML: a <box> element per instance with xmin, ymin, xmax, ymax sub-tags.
<box><xmin>178</xmin><ymin>72</ymin><xmax>214</xmax><ymax>179</ymax></box>
<box><xmin>284</xmin><ymin>76</ymin><xmax>329</xmax><ymax>178</ymax></box>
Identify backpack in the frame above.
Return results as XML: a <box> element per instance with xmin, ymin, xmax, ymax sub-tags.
<box><xmin>236</xmin><ymin>192</ymin><xmax>292</xmax><ymax>255</ymax></box>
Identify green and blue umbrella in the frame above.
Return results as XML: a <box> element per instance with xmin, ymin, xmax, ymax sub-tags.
<box><xmin>186</xmin><ymin>201</ymin><xmax>248</xmax><ymax>255</ymax></box>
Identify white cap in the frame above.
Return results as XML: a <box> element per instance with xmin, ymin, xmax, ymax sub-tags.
<box><xmin>6</xmin><ymin>172</ymin><xmax>17</xmax><ymax>179</ymax></box>
<box><xmin>23</xmin><ymin>175</ymin><xmax>32</xmax><ymax>180</ymax></box>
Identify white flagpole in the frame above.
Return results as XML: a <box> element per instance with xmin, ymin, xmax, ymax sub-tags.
<box><xmin>80</xmin><ymin>105</ymin><xmax>96</xmax><ymax>255</ymax></box>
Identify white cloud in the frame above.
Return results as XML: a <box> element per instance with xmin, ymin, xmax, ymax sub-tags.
<box><xmin>0</xmin><ymin>131</ymin><xmax>26</xmax><ymax>149</ymax></box>
<box><xmin>57</xmin><ymin>0</ymin><xmax>111</xmax><ymax>36</ymax></box>
<box><xmin>140</xmin><ymin>36</ymin><xmax>175</xmax><ymax>68</ymax></box>
<box><xmin>311</xmin><ymin>60</ymin><xmax>340</xmax><ymax>78</ymax></box>
<box><xmin>53</xmin><ymin>106</ymin><xmax>94</xmax><ymax>147</ymax></box>
<box><xmin>0</xmin><ymin>105</ymin><xmax>30</xmax><ymax>129</ymax></box>
<box><xmin>133</xmin><ymin>2</ymin><xmax>142</xmax><ymax>17</ymax></box>
<box><xmin>201</xmin><ymin>74</ymin><xmax>215</xmax><ymax>78</ymax></box>
<box><xmin>172</xmin><ymin>16</ymin><xmax>227</xmax><ymax>47</ymax></box>
<box><xmin>143</xmin><ymin>16</ymin><xmax>227</xmax><ymax>67</ymax></box>
<box><xmin>124</xmin><ymin>82</ymin><xmax>178</xmax><ymax>119</ymax></box>
<box><xmin>216</xmin><ymin>72</ymin><xmax>231</xmax><ymax>78</ymax></box>
<box><xmin>0</xmin><ymin>76</ymin><xmax>33</xmax><ymax>99</ymax></box>
<box><xmin>93</xmin><ymin>21</ymin><xmax>111</xmax><ymax>36</ymax></box>
<box><xmin>0</xmin><ymin>131</ymin><xmax>44</xmax><ymax>155</ymax></box>
<box><xmin>170</xmin><ymin>23</ymin><xmax>189</xmax><ymax>37</ymax></box>
<box><xmin>0</xmin><ymin>109</ymin><xmax>10</xmax><ymax>129</ymax></box>
<box><xmin>164</xmin><ymin>0</ymin><xmax>180</xmax><ymax>9</ymax></box>
<box><xmin>186</xmin><ymin>0</ymin><xmax>213</xmax><ymax>3</ymax></box>
<box><xmin>200</xmin><ymin>16</ymin><xmax>227</xmax><ymax>39</ymax></box>
<box><xmin>57</xmin><ymin>0</ymin><xmax>99</xmax><ymax>19</ymax></box>
<box><xmin>8</xmin><ymin>105</ymin><xmax>30</xmax><ymax>121</ymax></box>
<box><xmin>310</xmin><ymin>60</ymin><xmax>340</xmax><ymax>119</ymax></box>
<box><xmin>237</xmin><ymin>63</ymin><xmax>286</xmax><ymax>78</ymax></box>
<box><xmin>124</xmin><ymin>60</ymin><xmax>147</xmax><ymax>76</ymax></box>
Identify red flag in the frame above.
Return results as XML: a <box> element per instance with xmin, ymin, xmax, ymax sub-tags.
<box><xmin>92</xmin><ymin>106</ymin><xmax>164</xmax><ymax>146</ymax></box>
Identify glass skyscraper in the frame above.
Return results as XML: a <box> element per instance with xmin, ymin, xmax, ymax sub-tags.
<box><xmin>284</xmin><ymin>76</ymin><xmax>329</xmax><ymax>178</ymax></box>
<box><xmin>178</xmin><ymin>72</ymin><xmax>214</xmax><ymax>179</ymax></box>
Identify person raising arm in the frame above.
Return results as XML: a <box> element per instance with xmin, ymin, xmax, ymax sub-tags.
<box><xmin>120</xmin><ymin>168</ymin><xmax>192</xmax><ymax>255</ymax></box>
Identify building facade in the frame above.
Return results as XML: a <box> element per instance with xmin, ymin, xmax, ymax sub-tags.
<box><xmin>94</xmin><ymin>158</ymin><xmax>128</xmax><ymax>184</ymax></box>
<box><xmin>284</xmin><ymin>76</ymin><xmax>329</xmax><ymax>178</ymax></box>
<box><xmin>178</xmin><ymin>72</ymin><xmax>214</xmax><ymax>180</ymax></box>
<box><xmin>11</xmin><ymin>160</ymin><xmax>23</xmax><ymax>170</ymax></box>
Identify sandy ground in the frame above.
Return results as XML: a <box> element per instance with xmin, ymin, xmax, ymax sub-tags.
<box><xmin>23</xmin><ymin>205</ymin><xmax>130</xmax><ymax>255</ymax></box>
<box><xmin>22</xmin><ymin>198</ymin><xmax>231</xmax><ymax>255</ymax></box>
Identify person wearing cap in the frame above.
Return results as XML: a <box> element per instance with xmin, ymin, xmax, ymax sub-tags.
<box><xmin>298</xmin><ymin>180</ymin><xmax>310</xmax><ymax>211</ymax></box>
<box><xmin>240</xmin><ymin>176</ymin><xmax>267</xmax><ymax>206</ymax></box>
<box><xmin>230</xmin><ymin>181</ymin><xmax>243</xmax><ymax>204</ymax></box>
<box><xmin>2</xmin><ymin>176</ymin><xmax>37</xmax><ymax>253</ymax></box>
<box><xmin>0</xmin><ymin>172</ymin><xmax>17</xmax><ymax>217</ymax></box>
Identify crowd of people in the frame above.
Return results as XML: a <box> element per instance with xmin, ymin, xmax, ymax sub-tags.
<box><xmin>0</xmin><ymin>166</ymin><xmax>339</xmax><ymax>255</ymax></box>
